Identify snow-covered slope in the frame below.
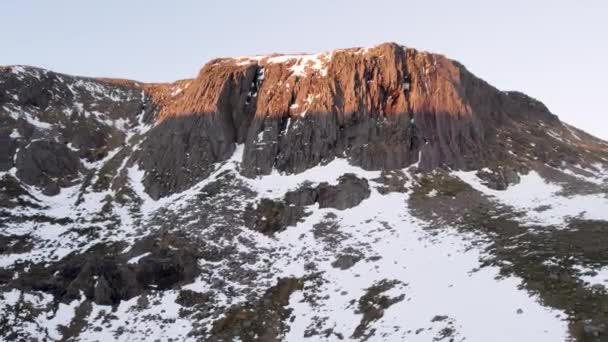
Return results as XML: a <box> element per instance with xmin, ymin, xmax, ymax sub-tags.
<box><xmin>0</xmin><ymin>147</ymin><xmax>573</xmax><ymax>341</ymax></box>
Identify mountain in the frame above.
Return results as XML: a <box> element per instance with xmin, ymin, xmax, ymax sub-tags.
<box><xmin>1</xmin><ymin>42</ymin><xmax>608</xmax><ymax>341</ymax></box>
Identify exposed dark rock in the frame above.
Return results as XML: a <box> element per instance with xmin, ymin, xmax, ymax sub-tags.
<box><xmin>91</xmin><ymin>257</ymin><xmax>143</xmax><ymax>305</ymax></box>
<box><xmin>176</xmin><ymin>289</ymin><xmax>211</xmax><ymax>308</ymax></box>
<box><xmin>17</xmin><ymin>82</ymin><xmax>53</xmax><ymax>110</ymax></box>
<box><xmin>243</xmin><ymin>183</ymin><xmax>317</xmax><ymax>235</ymax></box>
<box><xmin>313</xmin><ymin>213</ymin><xmax>348</xmax><ymax>250</ymax></box>
<box><xmin>0</xmin><ymin>268</ymin><xmax>14</xmax><ymax>285</ymax></box>
<box><xmin>0</xmin><ymin>174</ymin><xmax>40</xmax><ymax>209</ymax></box>
<box><xmin>245</xmin><ymin>174</ymin><xmax>369</xmax><ymax>235</ymax></box>
<box><xmin>12</xmin><ymin>232</ymin><xmax>202</xmax><ymax>306</ymax></box>
<box><xmin>136</xmin><ymin>63</ymin><xmax>259</xmax><ymax>199</ymax></box>
<box><xmin>431</xmin><ymin>315</ymin><xmax>450</xmax><ymax>322</ymax></box>
<box><xmin>0</xmin><ymin>65</ymin><xmax>154</xmax><ymax>205</ymax></box>
<box><xmin>476</xmin><ymin>167</ymin><xmax>521</xmax><ymax>190</ymax></box>
<box><xmin>331</xmin><ymin>247</ymin><xmax>363</xmax><ymax>270</ymax></box>
<box><xmin>2</xmin><ymin>45</ymin><xmax>608</xmax><ymax>203</ymax></box>
<box><xmin>283</xmin><ymin>182</ymin><xmax>318</xmax><ymax>207</ymax></box>
<box><xmin>134</xmin><ymin>247</ymin><xmax>198</xmax><ymax>291</ymax></box>
<box><xmin>434</xmin><ymin>326</ymin><xmax>457</xmax><ymax>341</ymax></box>
<box><xmin>0</xmin><ymin>211</ymin><xmax>72</xmax><ymax>228</ymax></box>
<box><xmin>244</xmin><ymin>197</ymin><xmax>308</xmax><ymax>235</ymax></box>
<box><xmin>208</xmin><ymin>277</ymin><xmax>303</xmax><ymax>342</ymax></box>
<box><xmin>374</xmin><ymin>170</ymin><xmax>410</xmax><ymax>194</ymax></box>
<box><xmin>317</xmin><ymin>174</ymin><xmax>371</xmax><ymax>210</ymax></box>
<box><xmin>15</xmin><ymin>140</ymin><xmax>81</xmax><ymax>192</ymax></box>
<box><xmin>352</xmin><ymin>279</ymin><xmax>406</xmax><ymax>340</ymax></box>
<box><xmin>137</xmin><ymin>115</ymin><xmax>237</xmax><ymax>200</ymax></box>
<box><xmin>0</xmin><ymin>234</ymin><xmax>32</xmax><ymax>255</ymax></box>
<box><xmin>0</xmin><ymin>128</ymin><xmax>18</xmax><ymax>171</ymax></box>
<box><xmin>42</xmin><ymin>181</ymin><xmax>60</xmax><ymax>196</ymax></box>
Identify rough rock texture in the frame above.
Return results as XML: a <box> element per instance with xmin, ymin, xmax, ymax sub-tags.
<box><xmin>0</xmin><ymin>174</ymin><xmax>40</xmax><ymax>209</ymax></box>
<box><xmin>244</xmin><ymin>174</ymin><xmax>370</xmax><ymax>234</ymax></box>
<box><xmin>476</xmin><ymin>167</ymin><xmax>521</xmax><ymax>190</ymax></box>
<box><xmin>15</xmin><ymin>140</ymin><xmax>81</xmax><ymax>195</ymax></box>
<box><xmin>208</xmin><ymin>277</ymin><xmax>303</xmax><ymax>342</ymax></box>
<box><xmin>137</xmin><ymin>115</ymin><xmax>238</xmax><ymax>199</ymax></box>
<box><xmin>352</xmin><ymin>279</ymin><xmax>406</xmax><ymax>340</ymax></box>
<box><xmin>13</xmin><ymin>232</ymin><xmax>201</xmax><ymax>306</ymax></box>
<box><xmin>316</xmin><ymin>174</ymin><xmax>371</xmax><ymax>210</ymax></box>
<box><xmin>0</xmin><ymin>65</ymin><xmax>155</xmax><ymax>198</ymax></box>
<box><xmin>126</xmin><ymin>42</ymin><xmax>606</xmax><ymax>198</ymax></box>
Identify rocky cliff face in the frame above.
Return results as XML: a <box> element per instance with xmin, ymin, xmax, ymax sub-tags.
<box><xmin>3</xmin><ymin>43</ymin><xmax>603</xmax><ymax>200</ymax></box>
<box><xmin>137</xmin><ymin>42</ymin><xmax>606</xmax><ymax>198</ymax></box>
<box><xmin>2</xmin><ymin>43</ymin><xmax>608</xmax><ymax>342</ymax></box>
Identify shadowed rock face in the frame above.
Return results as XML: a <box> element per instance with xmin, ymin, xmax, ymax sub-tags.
<box><xmin>15</xmin><ymin>140</ymin><xmax>81</xmax><ymax>195</ymax></box>
<box><xmin>137</xmin><ymin>115</ymin><xmax>239</xmax><ymax>199</ymax></box>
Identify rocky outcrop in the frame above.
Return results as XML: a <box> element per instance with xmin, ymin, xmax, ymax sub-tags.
<box><xmin>476</xmin><ymin>167</ymin><xmax>521</xmax><ymax>190</ymax></box>
<box><xmin>135</xmin><ymin>64</ymin><xmax>260</xmax><ymax>198</ymax></box>
<box><xmin>244</xmin><ymin>174</ymin><xmax>370</xmax><ymax>234</ymax></box>
<box><xmin>209</xmin><ymin>277</ymin><xmax>303</xmax><ymax>342</ymax></box>
<box><xmin>0</xmin><ymin>129</ymin><xmax>18</xmax><ymax>172</ymax></box>
<box><xmin>0</xmin><ymin>175</ymin><xmax>40</xmax><ymax>209</ymax></box>
<box><xmin>316</xmin><ymin>174</ymin><xmax>371</xmax><ymax>210</ymax></box>
<box><xmin>15</xmin><ymin>141</ymin><xmax>81</xmax><ymax>195</ymax></box>
<box><xmin>243</xmin><ymin>182</ymin><xmax>318</xmax><ymax>235</ymax></box>
<box><xmin>352</xmin><ymin>279</ymin><xmax>406</xmax><ymax>340</ymax></box>
<box><xmin>12</xmin><ymin>232</ymin><xmax>201</xmax><ymax>306</ymax></box>
<box><xmin>137</xmin><ymin>115</ymin><xmax>238</xmax><ymax>199</ymax></box>
<box><xmin>0</xmin><ymin>65</ymin><xmax>161</xmax><ymax>198</ymax></box>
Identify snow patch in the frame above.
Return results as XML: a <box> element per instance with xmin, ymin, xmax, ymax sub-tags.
<box><xmin>127</xmin><ymin>252</ymin><xmax>151</xmax><ymax>264</ymax></box>
<box><xmin>453</xmin><ymin>170</ymin><xmax>608</xmax><ymax>227</ymax></box>
<box><xmin>274</xmin><ymin>183</ymin><xmax>568</xmax><ymax>341</ymax></box>
<box><xmin>233</xmin><ymin>51</ymin><xmax>333</xmax><ymax>77</ymax></box>
<box><xmin>574</xmin><ymin>264</ymin><xmax>608</xmax><ymax>288</ymax></box>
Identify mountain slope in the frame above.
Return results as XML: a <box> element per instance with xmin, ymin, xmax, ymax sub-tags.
<box><xmin>1</xmin><ymin>43</ymin><xmax>608</xmax><ymax>341</ymax></box>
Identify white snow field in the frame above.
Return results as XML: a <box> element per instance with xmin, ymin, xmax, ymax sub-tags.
<box><xmin>3</xmin><ymin>146</ymin><xmax>601</xmax><ymax>341</ymax></box>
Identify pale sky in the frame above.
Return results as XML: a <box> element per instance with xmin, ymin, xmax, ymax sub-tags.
<box><xmin>2</xmin><ymin>0</ymin><xmax>607</xmax><ymax>139</ymax></box>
